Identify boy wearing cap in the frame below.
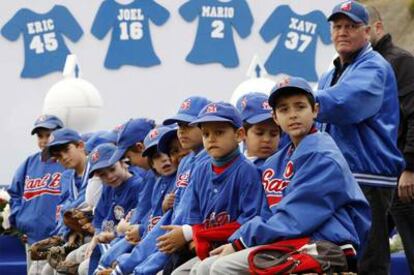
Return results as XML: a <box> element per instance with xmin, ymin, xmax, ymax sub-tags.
<box><xmin>55</xmin><ymin>143</ymin><xmax>142</xmax><ymax>275</ymax></box>
<box><xmin>96</xmin><ymin>127</ymin><xmax>179</xmax><ymax>275</ymax></box>
<box><xmin>236</xmin><ymin>92</ymin><xmax>280</xmax><ymax>167</ymax></box>
<box><xmin>7</xmin><ymin>114</ymin><xmax>64</xmax><ymax>274</ymax></box>
<box><xmin>317</xmin><ymin>1</ymin><xmax>404</xmax><ymax>273</ymax></box>
<box><xmin>202</xmin><ymin>77</ymin><xmax>371</xmax><ymax>275</ymax></box>
<box><xmin>153</xmin><ymin>102</ymin><xmax>266</xmax><ymax>274</ymax></box>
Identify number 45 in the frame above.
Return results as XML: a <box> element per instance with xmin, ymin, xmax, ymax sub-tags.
<box><xmin>30</xmin><ymin>32</ymin><xmax>58</xmax><ymax>54</ymax></box>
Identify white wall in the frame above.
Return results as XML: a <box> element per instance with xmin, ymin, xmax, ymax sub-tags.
<box><xmin>0</xmin><ymin>0</ymin><xmax>341</xmax><ymax>185</ymax></box>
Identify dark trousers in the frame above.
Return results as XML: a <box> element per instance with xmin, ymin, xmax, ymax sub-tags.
<box><xmin>358</xmin><ymin>186</ymin><xmax>394</xmax><ymax>275</ymax></box>
<box><xmin>390</xmin><ymin>191</ymin><xmax>414</xmax><ymax>275</ymax></box>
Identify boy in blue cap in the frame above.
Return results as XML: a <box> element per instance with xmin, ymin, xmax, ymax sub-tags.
<box><xmin>236</xmin><ymin>92</ymin><xmax>280</xmax><ymax>167</ymax></box>
<box><xmin>154</xmin><ymin>102</ymin><xmax>267</xmax><ymax>274</ymax></box>
<box><xmin>56</xmin><ymin>143</ymin><xmax>142</xmax><ymax>275</ymax></box>
<box><xmin>7</xmin><ymin>114</ymin><xmax>64</xmax><ymax>274</ymax></box>
<box><xmin>204</xmin><ymin>77</ymin><xmax>371</xmax><ymax>275</ymax></box>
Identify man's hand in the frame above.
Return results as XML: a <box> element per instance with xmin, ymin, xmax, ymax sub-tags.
<box><xmin>162</xmin><ymin>193</ymin><xmax>176</xmax><ymax>213</ymax></box>
<box><xmin>125</xmin><ymin>225</ymin><xmax>140</xmax><ymax>245</ymax></box>
<box><xmin>398</xmin><ymin>170</ymin><xmax>414</xmax><ymax>202</ymax></box>
<box><xmin>157</xmin><ymin>225</ymin><xmax>186</xmax><ymax>254</ymax></box>
<box><xmin>210</xmin><ymin>243</ymin><xmax>235</xmax><ymax>257</ymax></box>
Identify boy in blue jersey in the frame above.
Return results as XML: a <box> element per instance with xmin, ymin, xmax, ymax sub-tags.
<box><xmin>203</xmin><ymin>77</ymin><xmax>371</xmax><ymax>275</ymax></box>
<box><xmin>38</xmin><ymin>128</ymin><xmax>91</xmax><ymax>275</ymax></box>
<box><xmin>154</xmin><ymin>102</ymin><xmax>266</xmax><ymax>274</ymax></box>
<box><xmin>55</xmin><ymin>143</ymin><xmax>142</xmax><ymax>275</ymax></box>
<box><xmin>236</xmin><ymin>92</ymin><xmax>280</xmax><ymax>167</ymax></box>
<box><xmin>95</xmin><ymin>126</ymin><xmax>179</xmax><ymax>275</ymax></box>
<box><xmin>7</xmin><ymin>114</ymin><xmax>64</xmax><ymax>274</ymax></box>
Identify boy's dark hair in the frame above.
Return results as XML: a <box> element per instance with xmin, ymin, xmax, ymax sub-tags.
<box><xmin>271</xmin><ymin>89</ymin><xmax>316</xmax><ymax>111</ymax></box>
<box><xmin>243</xmin><ymin>120</ymin><xmax>282</xmax><ymax>136</ymax></box>
<box><xmin>145</xmin><ymin>147</ymin><xmax>160</xmax><ymax>174</ymax></box>
<box><xmin>34</xmin><ymin>126</ymin><xmax>62</xmax><ymax>135</ymax></box>
<box><xmin>49</xmin><ymin>141</ymin><xmax>81</xmax><ymax>158</ymax></box>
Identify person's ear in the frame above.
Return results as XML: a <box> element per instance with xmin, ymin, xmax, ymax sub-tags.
<box><xmin>313</xmin><ymin>103</ymin><xmax>320</xmax><ymax>120</ymax></box>
<box><xmin>272</xmin><ymin>110</ymin><xmax>280</xmax><ymax>126</ymax></box>
<box><xmin>236</xmin><ymin>127</ymin><xmax>245</xmax><ymax>143</ymax></box>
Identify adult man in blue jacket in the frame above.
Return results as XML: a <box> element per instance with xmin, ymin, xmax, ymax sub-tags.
<box><xmin>315</xmin><ymin>2</ymin><xmax>404</xmax><ymax>274</ymax></box>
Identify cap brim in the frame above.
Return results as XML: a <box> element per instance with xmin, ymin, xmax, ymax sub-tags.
<box><xmin>142</xmin><ymin>144</ymin><xmax>157</xmax><ymax>157</ymax></box>
<box><xmin>89</xmin><ymin>158</ymin><xmax>118</xmax><ymax>176</ymax></box>
<box><xmin>163</xmin><ymin>113</ymin><xmax>197</xmax><ymax>125</ymax></box>
<box><xmin>110</xmin><ymin>147</ymin><xmax>128</xmax><ymax>164</ymax></box>
<box><xmin>190</xmin><ymin>115</ymin><xmax>240</xmax><ymax>128</ymax></box>
<box><xmin>328</xmin><ymin>12</ymin><xmax>363</xmax><ymax>24</ymax></box>
<box><xmin>31</xmin><ymin>123</ymin><xmax>59</xmax><ymax>135</ymax></box>
<box><xmin>246</xmin><ymin>113</ymin><xmax>273</xmax><ymax>124</ymax></box>
<box><xmin>158</xmin><ymin>129</ymin><xmax>178</xmax><ymax>154</ymax></box>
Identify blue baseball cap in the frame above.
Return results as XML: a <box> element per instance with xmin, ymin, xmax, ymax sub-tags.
<box><xmin>163</xmin><ymin>96</ymin><xmax>211</xmax><ymax>125</ymax></box>
<box><xmin>142</xmin><ymin>126</ymin><xmax>174</xmax><ymax>157</ymax></box>
<box><xmin>89</xmin><ymin>143</ymin><xmax>121</xmax><ymax>176</ymax></box>
<box><xmin>190</xmin><ymin>102</ymin><xmax>243</xmax><ymax>128</ymax></box>
<box><xmin>328</xmin><ymin>1</ymin><xmax>369</xmax><ymax>25</ymax></box>
<box><xmin>268</xmin><ymin>77</ymin><xmax>314</xmax><ymax>109</ymax></box>
<box><xmin>46</xmin><ymin>128</ymin><xmax>82</xmax><ymax>148</ymax></box>
<box><xmin>112</xmin><ymin>118</ymin><xmax>156</xmax><ymax>161</ymax></box>
<box><xmin>31</xmin><ymin>114</ymin><xmax>64</xmax><ymax>135</ymax></box>
<box><xmin>236</xmin><ymin>93</ymin><xmax>273</xmax><ymax>124</ymax></box>
<box><xmin>158</xmin><ymin>126</ymin><xmax>178</xmax><ymax>155</ymax></box>
<box><xmin>85</xmin><ymin>130</ymin><xmax>118</xmax><ymax>154</ymax></box>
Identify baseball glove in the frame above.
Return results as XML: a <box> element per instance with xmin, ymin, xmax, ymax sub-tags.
<box><xmin>63</xmin><ymin>209</ymin><xmax>93</xmax><ymax>234</ymax></box>
<box><xmin>29</xmin><ymin>235</ymin><xmax>65</xmax><ymax>260</ymax></box>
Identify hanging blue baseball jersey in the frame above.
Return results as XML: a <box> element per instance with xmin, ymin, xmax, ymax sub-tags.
<box><xmin>230</xmin><ymin>132</ymin><xmax>371</xmax><ymax>252</ymax></box>
<box><xmin>7</xmin><ymin>152</ymin><xmax>65</xmax><ymax>244</ymax></box>
<box><xmin>260</xmin><ymin>5</ymin><xmax>331</xmax><ymax>82</ymax></box>
<box><xmin>179</xmin><ymin>0</ymin><xmax>253</xmax><ymax>68</ymax></box>
<box><xmin>1</xmin><ymin>5</ymin><xmax>83</xmax><ymax>78</ymax></box>
<box><xmin>91</xmin><ymin>0</ymin><xmax>169</xmax><ymax>69</ymax></box>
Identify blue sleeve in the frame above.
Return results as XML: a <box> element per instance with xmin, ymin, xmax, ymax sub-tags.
<box><xmin>130</xmin><ymin>178</ymin><xmax>154</xmax><ymax>224</ymax></box>
<box><xmin>55</xmin><ymin>5</ymin><xmax>83</xmax><ymax>42</ymax></box>
<box><xmin>182</xmin><ymin>171</ymin><xmax>202</xmax><ymax>225</ymax></box>
<box><xmin>315</xmin><ymin>59</ymin><xmax>386</xmax><ymax>125</ymax></box>
<box><xmin>236</xmin><ymin>167</ymin><xmax>266</xmax><ymax>225</ymax></box>
<box><xmin>7</xmin><ymin>158</ymin><xmax>28</xmax><ymax>227</ymax></box>
<box><xmin>231</xmin><ymin>153</ymin><xmax>352</xmax><ymax>247</ymax></box>
<box><xmin>231</xmin><ymin>0</ymin><xmax>253</xmax><ymax>38</ymax></box>
<box><xmin>146</xmin><ymin>0</ymin><xmax>170</xmax><ymax>26</ymax></box>
<box><xmin>1</xmin><ymin>9</ymin><xmax>24</xmax><ymax>41</ymax></box>
<box><xmin>259</xmin><ymin>5</ymin><xmax>289</xmax><ymax>42</ymax></box>
<box><xmin>316</xmin><ymin>11</ymin><xmax>331</xmax><ymax>45</ymax></box>
<box><xmin>93</xmin><ymin>191</ymin><xmax>108</xmax><ymax>233</ymax></box>
<box><xmin>91</xmin><ymin>0</ymin><xmax>116</xmax><ymax>39</ymax></box>
<box><xmin>179</xmin><ymin>0</ymin><xmax>201</xmax><ymax>22</ymax></box>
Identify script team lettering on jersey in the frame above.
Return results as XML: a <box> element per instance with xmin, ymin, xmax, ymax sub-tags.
<box><xmin>23</xmin><ymin>172</ymin><xmax>62</xmax><ymax>200</ymax></box>
<box><xmin>203</xmin><ymin>211</ymin><xmax>230</xmax><ymax>228</ymax></box>
<box><xmin>262</xmin><ymin>161</ymin><xmax>294</xmax><ymax>207</ymax></box>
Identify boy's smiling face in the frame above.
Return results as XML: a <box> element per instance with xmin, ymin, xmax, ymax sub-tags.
<box><xmin>200</xmin><ymin>121</ymin><xmax>244</xmax><ymax>159</ymax></box>
<box><xmin>94</xmin><ymin>161</ymin><xmax>129</xmax><ymax>188</ymax></box>
<box><xmin>273</xmin><ymin>93</ymin><xmax>318</xmax><ymax>147</ymax></box>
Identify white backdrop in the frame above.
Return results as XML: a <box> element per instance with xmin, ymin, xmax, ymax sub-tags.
<box><xmin>0</xmin><ymin>0</ymin><xmax>341</xmax><ymax>185</ymax></box>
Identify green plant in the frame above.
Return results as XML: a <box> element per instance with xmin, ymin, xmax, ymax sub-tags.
<box><xmin>410</xmin><ymin>0</ymin><xmax>414</xmax><ymax>16</ymax></box>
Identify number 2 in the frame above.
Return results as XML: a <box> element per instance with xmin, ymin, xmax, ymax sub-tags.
<box><xmin>211</xmin><ymin>20</ymin><xmax>224</xmax><ymax>39</ymax></box>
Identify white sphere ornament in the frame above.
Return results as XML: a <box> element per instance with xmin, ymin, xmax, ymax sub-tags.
<box><xmin>42</xmin><ymin>55</ymin><xmax>103</xmax><ymax>132</ymax></box>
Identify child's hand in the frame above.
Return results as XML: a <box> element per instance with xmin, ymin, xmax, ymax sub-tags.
<box><xmin>162</xmin><ymin>192</ymin><xmax>176</xmax><ymax>213</ymax></box>
<box><xmin>116</xmin><ymin>218</ymin><xmax>130</xmax><ymax>235</ymax></box>
<box><xmin>125</xmin><ymin>225</ymin><xmax>140</xmax><ymax>244</ymax></box>
<box><xmin>82</xmin><ymin>223</ymin><xmax>95</xmax><ymax>234</ymax></box>
<box><xmin>157</xmin><ymin>225</ymin><xmax>186</xmax><ymax>254</ymax></box>
<box><xmin>210</xmin><ymin>243</ymin><xmax>235</xmax><ymax>257</ymax></box>
<box><xmin>96</xmin><ymin>268</ymin><xmax>113</xmax><ymax>275</ymax></box>
<box><xmin>97</xmin><ymin>231</ymin><xmax>115</xmax><ymax>243</ymax></box>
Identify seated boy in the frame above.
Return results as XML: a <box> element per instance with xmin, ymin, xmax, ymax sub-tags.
<box><xmin>204</xmin><ymin>77</ymin><xmax>371</xmax><ymax>274</ymax></box>
<box><xmin>57</xmin><ymin>143</ymin><xmax>142</xmax><ymax>275</ymax></box>
<box><xmin>236</xmin><ymin>92</ymin><xmax>280</xmax><ymax>167</ymax></box>
<box><xmin>155</xmin><ymin>102</ymin><xmax>267</xmax><ymax>274</ymax></box>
